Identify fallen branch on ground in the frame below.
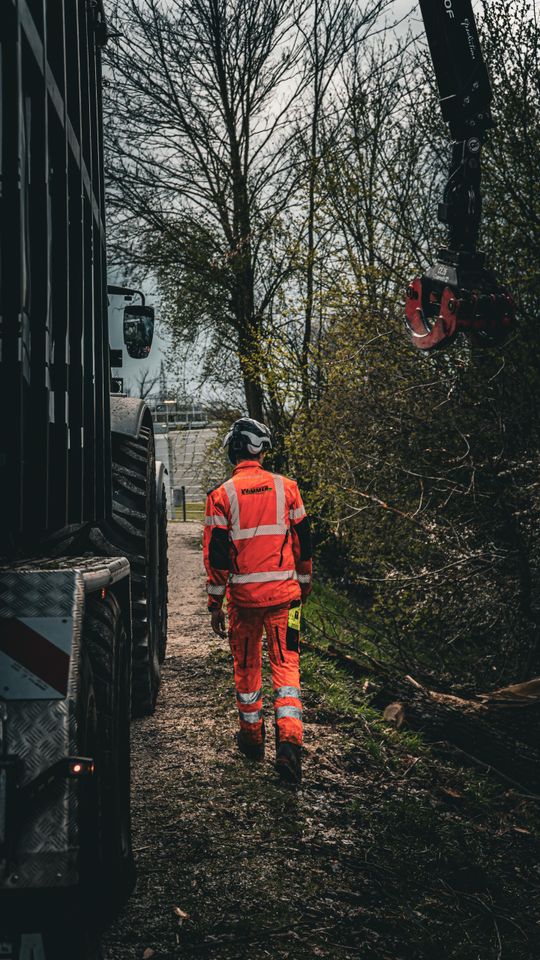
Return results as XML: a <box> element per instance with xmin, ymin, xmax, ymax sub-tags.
<box><xmin>303</xmin><ymin>627</ymin><xmax>540</xmax><ymax>791</ymax></box>
<box><xmin>375</xmin><ymin>674</ymin><xmax>540</xmax><ymax>792</ymax></box>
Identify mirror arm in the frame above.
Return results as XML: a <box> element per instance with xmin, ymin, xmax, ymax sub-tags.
<box><xmin>107</xmin><ymin>284</ymin><xmax>146</xmax><ymax>307</ymax></box>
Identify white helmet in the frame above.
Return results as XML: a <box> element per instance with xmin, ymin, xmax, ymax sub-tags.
<box><xmin>223</xmin><ymin>417</ymin><xmax>273</xmax><ymax>465</ymax></box>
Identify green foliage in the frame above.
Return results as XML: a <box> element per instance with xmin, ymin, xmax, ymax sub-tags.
<box><xmin>287</xmin><ymin>2</ymin><xmax>540</xmax><ymax>689</ymax></box>
<box><xmin>108</xmin><ymin>0</ymin><xmax>540</xmax><ymax>689</ymax></box>
<box><xmin>292</xmin><ymin>299</ymin><xmax>540</xmax><ymax>685</ymax></box>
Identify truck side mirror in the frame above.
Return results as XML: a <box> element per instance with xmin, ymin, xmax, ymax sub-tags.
<box><xmin>123</xmin><ymin>305</ymin><xmax>155</xmax><ymax>359</ymax></box>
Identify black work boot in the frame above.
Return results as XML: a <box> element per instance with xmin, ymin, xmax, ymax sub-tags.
<box><xmin>275</xmin><ymin>741</ymin><xmax>302</xmax><ymax>785</ymax></box>
<box><xmin>236</xmin><ymin>721</ymin><xmax>265</xmax><ymax>761</ymax></box>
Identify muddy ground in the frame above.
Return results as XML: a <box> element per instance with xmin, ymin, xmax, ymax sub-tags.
<box><xmin>103</xmin><ymin>524</ymin><xmax>540</xmax><ymax>960</ymax></box>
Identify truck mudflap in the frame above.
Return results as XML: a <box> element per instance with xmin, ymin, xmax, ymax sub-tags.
<box><xmin>0</xmin><ymin>557</ymin><xmax>130</xmax><ymax>894</ymax></box>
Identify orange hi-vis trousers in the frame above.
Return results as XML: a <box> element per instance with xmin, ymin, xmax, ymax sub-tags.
<box><xmin>228</xmin><ymin>600</ymin><xmax>303</xmax><ymax>747</ymax></box>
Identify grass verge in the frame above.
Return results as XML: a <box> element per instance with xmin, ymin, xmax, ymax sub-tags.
<box><xmin>299</xmin><ymin>582</ymin><xmax>540</xmax><ymax>959</ymax></box>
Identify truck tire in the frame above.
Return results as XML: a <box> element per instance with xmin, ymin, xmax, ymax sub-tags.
<box><xmin>157</xmin><ymin>479</ymin><xmax>168</xmax><ymax>663</ymax></box>
<box><xmin>80</xmin><ymin>592</ymin><xmax>135</xmax><ymax>915</ymax></box>
<box><xmin>93</xmin><ymin>426</ymin><xmax>161</xmax><ymax>715</ymax></box>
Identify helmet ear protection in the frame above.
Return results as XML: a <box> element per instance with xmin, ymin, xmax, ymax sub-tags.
<box><xmin>229</xmin><ymin>422</ymin><xmax>246</xmax><ymax>462</ymax></box>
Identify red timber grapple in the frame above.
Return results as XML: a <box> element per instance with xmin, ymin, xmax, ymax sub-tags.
<box><xmin>0</xmin><ymin>1</ymin><xmax>168</xmax><ymax>956</ymax></box>
<box><xmin>405</xmin><ymin>0</ymin><xmax>515</xmax><ymax>351</ymax></box>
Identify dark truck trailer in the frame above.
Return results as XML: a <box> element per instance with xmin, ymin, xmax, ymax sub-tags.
<box><xmin>0</xmin><ymin>1</ymin><xmax>168</xmax><ymax>955</ymax></box>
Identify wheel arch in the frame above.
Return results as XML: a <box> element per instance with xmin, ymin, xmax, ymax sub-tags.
<box><xmin>110</xmin><ymin>396</ymin><xmax>154</xmax><ymax>440</ymax></box>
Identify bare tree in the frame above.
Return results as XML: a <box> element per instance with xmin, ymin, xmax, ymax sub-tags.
<box><xmin>105</xmin><ymin>0</ymin><xmax>315</xmax><ymax>418</ymax></box>
<box><xmin>104</xmin><ymin>0</ymin><xmax>395</xmax><ymax>417</ymax></box>
<box><xmin>289</xmin><ymin>0</ymin><xmax>540</xmax><ymax>691</ymax></box>
<box><xmin>296</xmin><ymin>0</ymin><xmax>394</xmax><ymax>404</ymax></box>
<box><xmin>317</xmin><ymin>29</ymin><xmax>435</xmax><ymax>315</ymax></box>
<box><xmin>132</xmin><ymin>368</ymin><xmax>160</xmax><ymax>399</ymax></box>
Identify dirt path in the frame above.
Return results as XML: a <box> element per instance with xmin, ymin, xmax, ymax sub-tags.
<box><xmin>103</xmin><ymin>525</ymin><xmax>538</xmax><ymax>960</ymax></box>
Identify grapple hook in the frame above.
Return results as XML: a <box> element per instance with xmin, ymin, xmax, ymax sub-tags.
<box><xmin>405</xmin><ymin>250</ymin><xmax>515</xmax><ymax>352</ymax></box>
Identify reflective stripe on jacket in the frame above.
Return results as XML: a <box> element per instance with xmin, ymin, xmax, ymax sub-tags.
<box><xmin>203</xmin><ymin>460</ymin><xmax>313</xmax><ymax>609</ymax></box>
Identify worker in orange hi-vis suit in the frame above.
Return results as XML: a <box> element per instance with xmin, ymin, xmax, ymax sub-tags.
<box><xmin>202</xmin><ymin>417</ymin><xmax>313</xmax><ymax>785</ymax></box>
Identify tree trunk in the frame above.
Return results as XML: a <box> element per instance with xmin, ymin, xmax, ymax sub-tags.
<box><xmin>302</xmin><ymin>154</ymin><xmax>316</xmax><ymax>409</ymax></box>
<box><xmin>237</xmin><ymin>323</ymin><xmax>265</xmax><ymax>421</ymax></box>
<box><xmin>303</xmin><ymin>632</ymin><xmax>540</xmax><ymax>790</ymax></box>
<box><xmin>241</xmin><ymin>370</ymin><xmax>265</xmax><ymax>421</ymax></box>
<box><xmin>376</xmin><ymin>674</ymin><xmax>540</xmax><ymax>792</ymax></box>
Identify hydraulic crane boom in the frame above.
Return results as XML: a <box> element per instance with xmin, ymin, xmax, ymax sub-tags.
<box><xmin>405</xmin><ymin>0</ymin><xmax>515</xmax><ymax>350</ymax></box>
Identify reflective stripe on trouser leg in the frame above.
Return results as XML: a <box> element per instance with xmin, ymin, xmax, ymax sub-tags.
<box><xmin>274</xmin><ymin>689</ymin><xmax>302</xmax><ymax>745</ymax></box>
<box><xmin>264</xmin><ymin>605</ymin><xmax>303</xmax><ymax>746</ymax></box>
<box><xmin>275</xmin><ymin>705</ymin><xmax>302</xmax><ymax>721</ymax></box>
<box><xmin>228</xmin><ymin>602</ymin><xmax>265</xmax><ymax>744</ymax></box>
<box><xmin>238</xmin><ymin>703</ymin><xmax>264</xmax><ymax>742</ymax></box>
<box><xmin>237</xmin><ymin>689</ymin><xmax>264</xmax><ymax>740</ymax></box>
<box><xmin>239</xmin><ymin>707</ymin><xmax>263</xmax><ymax>724</ymax></box>
<box><xmin>237</xmin><ymin>688</ymin><xmax>262</xmax><ymax>705</ymax></box>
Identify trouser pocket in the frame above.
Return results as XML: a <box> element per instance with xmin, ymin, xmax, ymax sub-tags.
<box><xmin>286</xmin><ymin>600</ymin><xmax>301</xmax><ymax>651</ymax></box>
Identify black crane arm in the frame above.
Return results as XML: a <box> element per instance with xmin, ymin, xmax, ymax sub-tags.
<box><xmin>420</xmin><ymin>0</ymin><xmax>493</xmax><ymax>142</ymax></box>
<box><xmin>422</xmin><ymin>0</ymin><xmax>493</xmax><ymax>253</ymax></box>
<box><xmin>405</xmin><ymin>0</ymin><xmax>514</xmax><ymax>350</ymax></box>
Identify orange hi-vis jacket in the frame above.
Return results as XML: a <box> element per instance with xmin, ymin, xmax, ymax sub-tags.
<box><xmin>203</xmin><ymin>460</ymin><xmax>313</xmax><ymax>609</ymax></box>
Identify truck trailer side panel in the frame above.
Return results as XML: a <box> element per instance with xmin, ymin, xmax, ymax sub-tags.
<box><xmin>0</xmin><ymin>0</ymin><xmax>112</xmax><ymax>556</ymax></box>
